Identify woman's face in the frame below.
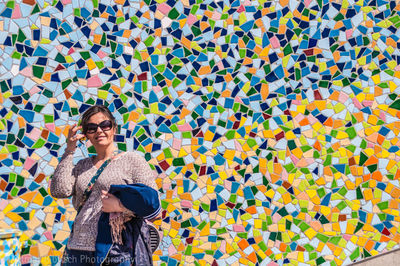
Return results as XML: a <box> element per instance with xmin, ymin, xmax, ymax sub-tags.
<box><xmin>84</xmin><ymin>112</ymin><xmax>115</xmax><ymax>148</ymax></box>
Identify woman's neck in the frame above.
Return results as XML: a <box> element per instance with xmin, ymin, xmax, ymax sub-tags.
<box><xmin>95</xmin><ymin>145</ymin><xmax>117</xmax><ymax>160</ymax></box>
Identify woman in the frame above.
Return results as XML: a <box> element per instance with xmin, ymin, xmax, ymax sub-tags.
<box><xmin>50</xmin><ymin>105</ymin><xmax>160</xmax><ymax>265</ymax></box>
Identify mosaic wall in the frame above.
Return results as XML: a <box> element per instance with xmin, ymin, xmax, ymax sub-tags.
<box><xmin>1</xmin><ymin>0</ymin><xmax>400</xmax><ymax>265</ymax></box>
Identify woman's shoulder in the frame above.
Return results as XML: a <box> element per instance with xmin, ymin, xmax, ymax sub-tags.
<box><xmin>120</xmin><ymin>151</ymin><xmax>146</xmax><ymax>161</ymax></box>
<box><xmin>71</xmin><ymin>156</ymin><xmax>93</xmax><ymax>173</ymax></box>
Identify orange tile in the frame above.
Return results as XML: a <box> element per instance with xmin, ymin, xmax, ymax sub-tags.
<box><xmin>333</xmin><ymin>120</ymin><xmax>344</xmax><ymax>129</ymax></box>
<box><xmin>171</xmin><ymin>254</ymin><xmax>182</xmax><ymax>261</ymax></box>
<box><xmin>243</xmin><ymin>57</ymin><xmax>252</xmax><ymax>65</ymax></box>
<box><xmin>371</xmin><ymin>171</ymin><xmax>383</xmax><ymax>181</ymax></box>
<box><xmin>248</xmin><ymin>67</ymin><xmax>257</xmax><ymax>75</ymax></box>
<box><xmin>299</xmin><ymin>118</ymin><xmax>310</xmax><ymax>126</ymax></box>
<box><xmin>265</xmin><ymin>248</ymin><xmax>273</xmax><ymax>256</ymax></box>
<box><xmin>255</xmin><ymin>19</ymin><xmax>264</xmax><ymax>29</ymax></box>
<box><xmin>245</xmin><ymin>205</ymin><xmax>257</xmax><ymax>214</ymax></box>
<box><xmin>128</xmin><ymin>111</ymin><xmax>139</xmax><ymax>121</ymax></box>
<box><xmin>238</xmin><ymin>239</ymin><xmax>249</xmax><ymax>250</ymax></box>
<box><xmin>270</xmin><ymin>173</ymin><xmax>280</xmax><ymax>183</ymax></box>
<box><xmin>224</xmin><ymin>74</ymin><xmax>233</xmax><ymax>82</ymax></box>
<box><xmin>35</xmin><ymin>173</ymin><xmax>46</xmax><ymax>183</ymax></box>
<box><xmin>180</xmin><ymin>193</ymin><xmax>192</xmax><ymax>201</ymax></box>
<box><xmin>374</xmin><ymin>145</ymin><xmax>382</xmax><ymax>154</ymax></box>
<box><xmin>329</xmin><ymin>91</ymin><xmax>340</xmax><ymax>101</ymax></box>
<box><xmin>274</xmin><ymin>163</ymin><xmax>283</xmax><ymax>174</ymax></box>
<box><xmin>43</xmin><ymin>73</ymin><xmax>51</xmax><ymax>82</ymax></box>
<box><xmin>323</xmin><ymin>117</ymin><xmax>333</xmax><ymax>127</ymax></box>
<box><xmin>278</xmin><ymin>24</ymin><xmax>286</xmax><ymax>34</ymax></box>
<box><xmin>329</xmin><ymin>65</ymin><xmax>338</xmax><ymax>74</ymax></box>
<box><xmin>165</xmin><ymin>79</ymin><xmax>172</xmax><ymax>87</ymax></box>
<box><xmin>193</xmin><ymin>76</ymin><xmax>202</xmax><ymax>85</ymax></box>
<box><xmin>395</xmin><ymin>169</ymin><xmax>400</xmax><ymax>180</ymax></box>
<box><xmin>293</xmin><ymin>9</ymin><xmax>301</xmax><ymax>18</ymax></box>
<box><xmin>200</xmin><ymin>22</ymin><xmax>209</xmax><ymax>31</ymax></box>
<box><xmin>179</xmin><ymin>108</ymin><xmax>191</xmax><ymax>119</ymax></box>
<box><xmin>111</xmin><ymin>85</ymin><xmax>121</xmax><ymax>95</ymax></box>
<box><xmin>333</xmin><ymin>51</ymin><xmax>340</xmax><ymax>62</ymax></box>
<box><xmin>93</xmin><ymin>34</ymin><xmax>102</xmax><ymax>44</ymax></box>
<box><xmin>144</xmin><ymin>144</ymin><xmax>152</xmax><ymax>152</ymax></box>
<box><xmin>307</xmin><ymin>102</ymin><xmax>316</xmax><ymax>110</ymax></box>
<box><xmin>30</xmin><ymin>246</ymin><xmax>39</xmax><ymax>257</ymax></box>
<box><xmin>0</xmin><ymin>179</ymin><xmax>7</xmax><ymax>191</ymax></box>
<box><xmin>140</xmin><ymin>51</ymin><xmax>149</xmax><ymax>61</ymax></box>
<box><xmin>100</xmin><ymin>13</ymin><xmax>108</xmax><ymax>19</ymax></box>
<box><xmin>353</xmin><ymin>112</ymin><xmax>364</xmax><ymax>123</ymax></box>
<box><xmin>364</xmin><ymin>156</ymin><xmax>378</xmax><ymax>166</ymax></box>
<box><xmin>324</xmin><ymin>166</ymin><xmax>333</xmax><ymax>176</ymax></box>
<box><xmin>279</xmin><ymin>0</ymin><xmax>289</xmax><ymax>8</ymax></box>
<box><xmin>142</xmin><ymin>11</ymin><xmax>151</xmax><ymax>19</ymax></box>
<box><xmin>365</xmin><ymin>20</ymin><xmax>374</xmax><ymax>27</ymax></box>
<box><xmin>387</xmin><ymin>37</ymin><xmax>397</xmax><ymax>47</ymax></box>
<box><xmin>393</xmin><ymin>234</ymin><xmax>400</xmax><ymax>243</ymax></box>
<box><xmin>261</xmin><ymin>83</ymin><xmax>269</xmax><ymax>101</ymax></box>
<box><xmin>380</xmin><ymin>235</ymin><xmax>391</xmax><ymax>242</ymax></box>
<box><xmin>326</xmin><ymin>242</ymin><xmax>336</xmax><ymax>252</ymax></box>
<box><xmin>374</xmin><ymin>86</ymin><xmax>383</xmax><ymax>96</ymax></box>
<box><xmin>331</xmin><ymin>142</ymin><xmax>340</xmax><ymax>151</ymax></box>
<box><xmin>64</xmin><ymin>89</ymin><xmax>72</xmax><ymax>99</ymax></box>
<box><xmin>350</xmin><ymin>166</ymin><xmax>358</xmax><ymax>176</ymax></box>
<box><xmin>313</xmin><ymin>140</ymin><xmax>321</xmax><ymax>151</ymax></box>
<box><xmin>389</xmin><ymin>199</ymin><xmax>398</xmax><ymax>209</ymax></box>
<box><xmin>203</xmin><ymin>10</ymin><xmax>213</xmax><ymax>18</ymax></box>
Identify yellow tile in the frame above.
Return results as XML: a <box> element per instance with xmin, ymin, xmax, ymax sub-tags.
<box><xmin>168</xmin><ymin>228</ymin><xmax>178</xmax><ymax>238</ymax></box>
<box><xmin>332</xmin><ymin>222</ymin><xmax>341</xmax><ymax>232</ymax></box>
<box><xmin>304</xmin><ymin>228</ymin><xmax>317</xmax><ymax>239</ymax></box>
<box><xmin>316</xmin><ymin>242</ymin><xmax>325</xmax><ymax>252</ymax></box>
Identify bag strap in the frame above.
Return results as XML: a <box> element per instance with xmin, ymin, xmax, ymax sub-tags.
<box><xmin>77</xmin><ymin>158</ymin><xmax>111</xmax><ymax>213</ymax></box>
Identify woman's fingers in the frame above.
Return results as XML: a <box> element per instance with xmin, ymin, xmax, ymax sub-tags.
<box><xmin>101</xmin><ymin>190</ymin><xmax>109</xmax><ymax>199</ymax></box>
<box><xmin>71</xmin><ymin>125</ymin><xmax>82</xmax><ymax>134</ymax></box>
<box><xmin>69</xmin><ymin>125</ymin><xmax>82</xmax><ymax>137</ymax></box>
<box><xmin>67</xmin><ymin>124</ymin><xmax>84</xmax><ymax>142</ymax></box>
<box><xmin>75</xmin><ymin>133</ymin><xmax>85</xmax><ymax>141</ymax></box>
<box><xmin>101</xmin><ymin>192</ymin><xmax>124</xmax><ymax>212</ymax></box>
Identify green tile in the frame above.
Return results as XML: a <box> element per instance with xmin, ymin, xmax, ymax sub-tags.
<box><xmin>32</xmin><ymin>65</ymin><xmax>44</xmax><ymax>78</ymax></box>
<box><xmin>168</xmin><ymin>7</ymin><xmax>179</xmax><ymax>19</ymax></box>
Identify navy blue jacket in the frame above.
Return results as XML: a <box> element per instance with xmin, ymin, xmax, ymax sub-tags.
<box><xmin>94</xmin><ymin>183</ymin><xmax>161</xmax><ymax>265</ymax></box>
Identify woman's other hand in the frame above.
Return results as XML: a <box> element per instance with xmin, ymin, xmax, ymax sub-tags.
<box><xmin>101</xmin><ymin>190</ymin><xmax>129</xmax><ymax>213</ymax></box>
<box><xmin>66</xmin><ymin>124</ymin><xmax>85</xmax><ymax>152</ymax></box>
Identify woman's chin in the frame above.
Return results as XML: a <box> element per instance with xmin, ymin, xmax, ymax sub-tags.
<box><xmin>92</xmin><ymin>140</ymin><xmax>112</xmax><ymax>147</ymax></box>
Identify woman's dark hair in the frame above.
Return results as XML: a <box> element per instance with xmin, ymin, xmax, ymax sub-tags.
<box><xmin>80</xmin><ymin>105</ymin><xmax>117</xmax><ymax>134</ymax></box>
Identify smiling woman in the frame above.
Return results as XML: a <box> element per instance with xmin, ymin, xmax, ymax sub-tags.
<box><xmin>49</xmin><ymin>105</ymin><xmax>161</xmax><ymax>266</ymax></box>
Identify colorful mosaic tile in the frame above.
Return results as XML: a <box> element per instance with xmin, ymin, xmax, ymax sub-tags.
<box><xmin>1</xmin><ymin>0</ymin><xmax>400</xmax><ymax>265</ymax></box>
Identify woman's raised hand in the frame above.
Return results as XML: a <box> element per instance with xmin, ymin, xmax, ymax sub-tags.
<box><xmin>66</xmin><ymin>124</ymin><xmax>85</xmax><ymax>152</ymax></box>
<box><xmin>101</xmin><ymin>190</ymin><xmax>130</xmax><ymax>213</ymax></box>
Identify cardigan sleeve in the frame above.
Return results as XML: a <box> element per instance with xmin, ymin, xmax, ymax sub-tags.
<box><xmin>50</xmin><ymin>151</ymin><xmax>77</xmax><ymax>198</ymax></box>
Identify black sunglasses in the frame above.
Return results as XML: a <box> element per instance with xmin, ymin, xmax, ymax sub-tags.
<box><xmin>83</xmin><ymin>120</ymin><xmax>113</xmax><ymax>134</ymax></box>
